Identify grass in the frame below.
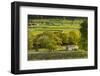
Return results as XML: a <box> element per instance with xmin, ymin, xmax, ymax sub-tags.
<box><xmin>29</xmin><ymin>25</ymin><xmax>80</xmax><ymax>31</ymax></box>
<box><xmin>28</xmin><ymin>25</ymin><xmax>80</xmax><ymax>36</ymax></box>
<box><xmin>28</xmin><ymin>51</ymin><xmax>87</xmax><ymax>60</ymax></box>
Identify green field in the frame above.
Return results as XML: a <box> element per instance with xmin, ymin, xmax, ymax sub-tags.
<box><xmin>28</xmin><ymin>25</ymin><xmax>81</xmax><ymax>38</ymax></box>
<box><xmin>28</xmin><ymin>51</ymin><xmax>87</xmax><ymax>60</ymax></box>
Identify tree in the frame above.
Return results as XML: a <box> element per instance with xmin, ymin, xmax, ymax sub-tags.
<box><xmin>43</xmin><ymin>31</ymin><xmax>62</xmax><ymax>46</ymax></box>
<box><xmin>61</xmin><ymin>33</ymin><xmax>69</xmax><ymax>45</ymax></box>
<box><xmin>80</xmin><ymin>20</ymin><xmax>88</xmax><ymax>51</ymax></box>
<box><xmin>68</xmin><ymin>30</ymin><xmax>80</xmax><ymax>45</ymax></box>
<box><xmin>33</xmin><ymin>31</ymin><xmax>62</xmax><ymax>52</ymax></box>
<box><xmin>28</xmin><ymin>30</ymin><xmax>34</xmax><ymax>50</ymax></box>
